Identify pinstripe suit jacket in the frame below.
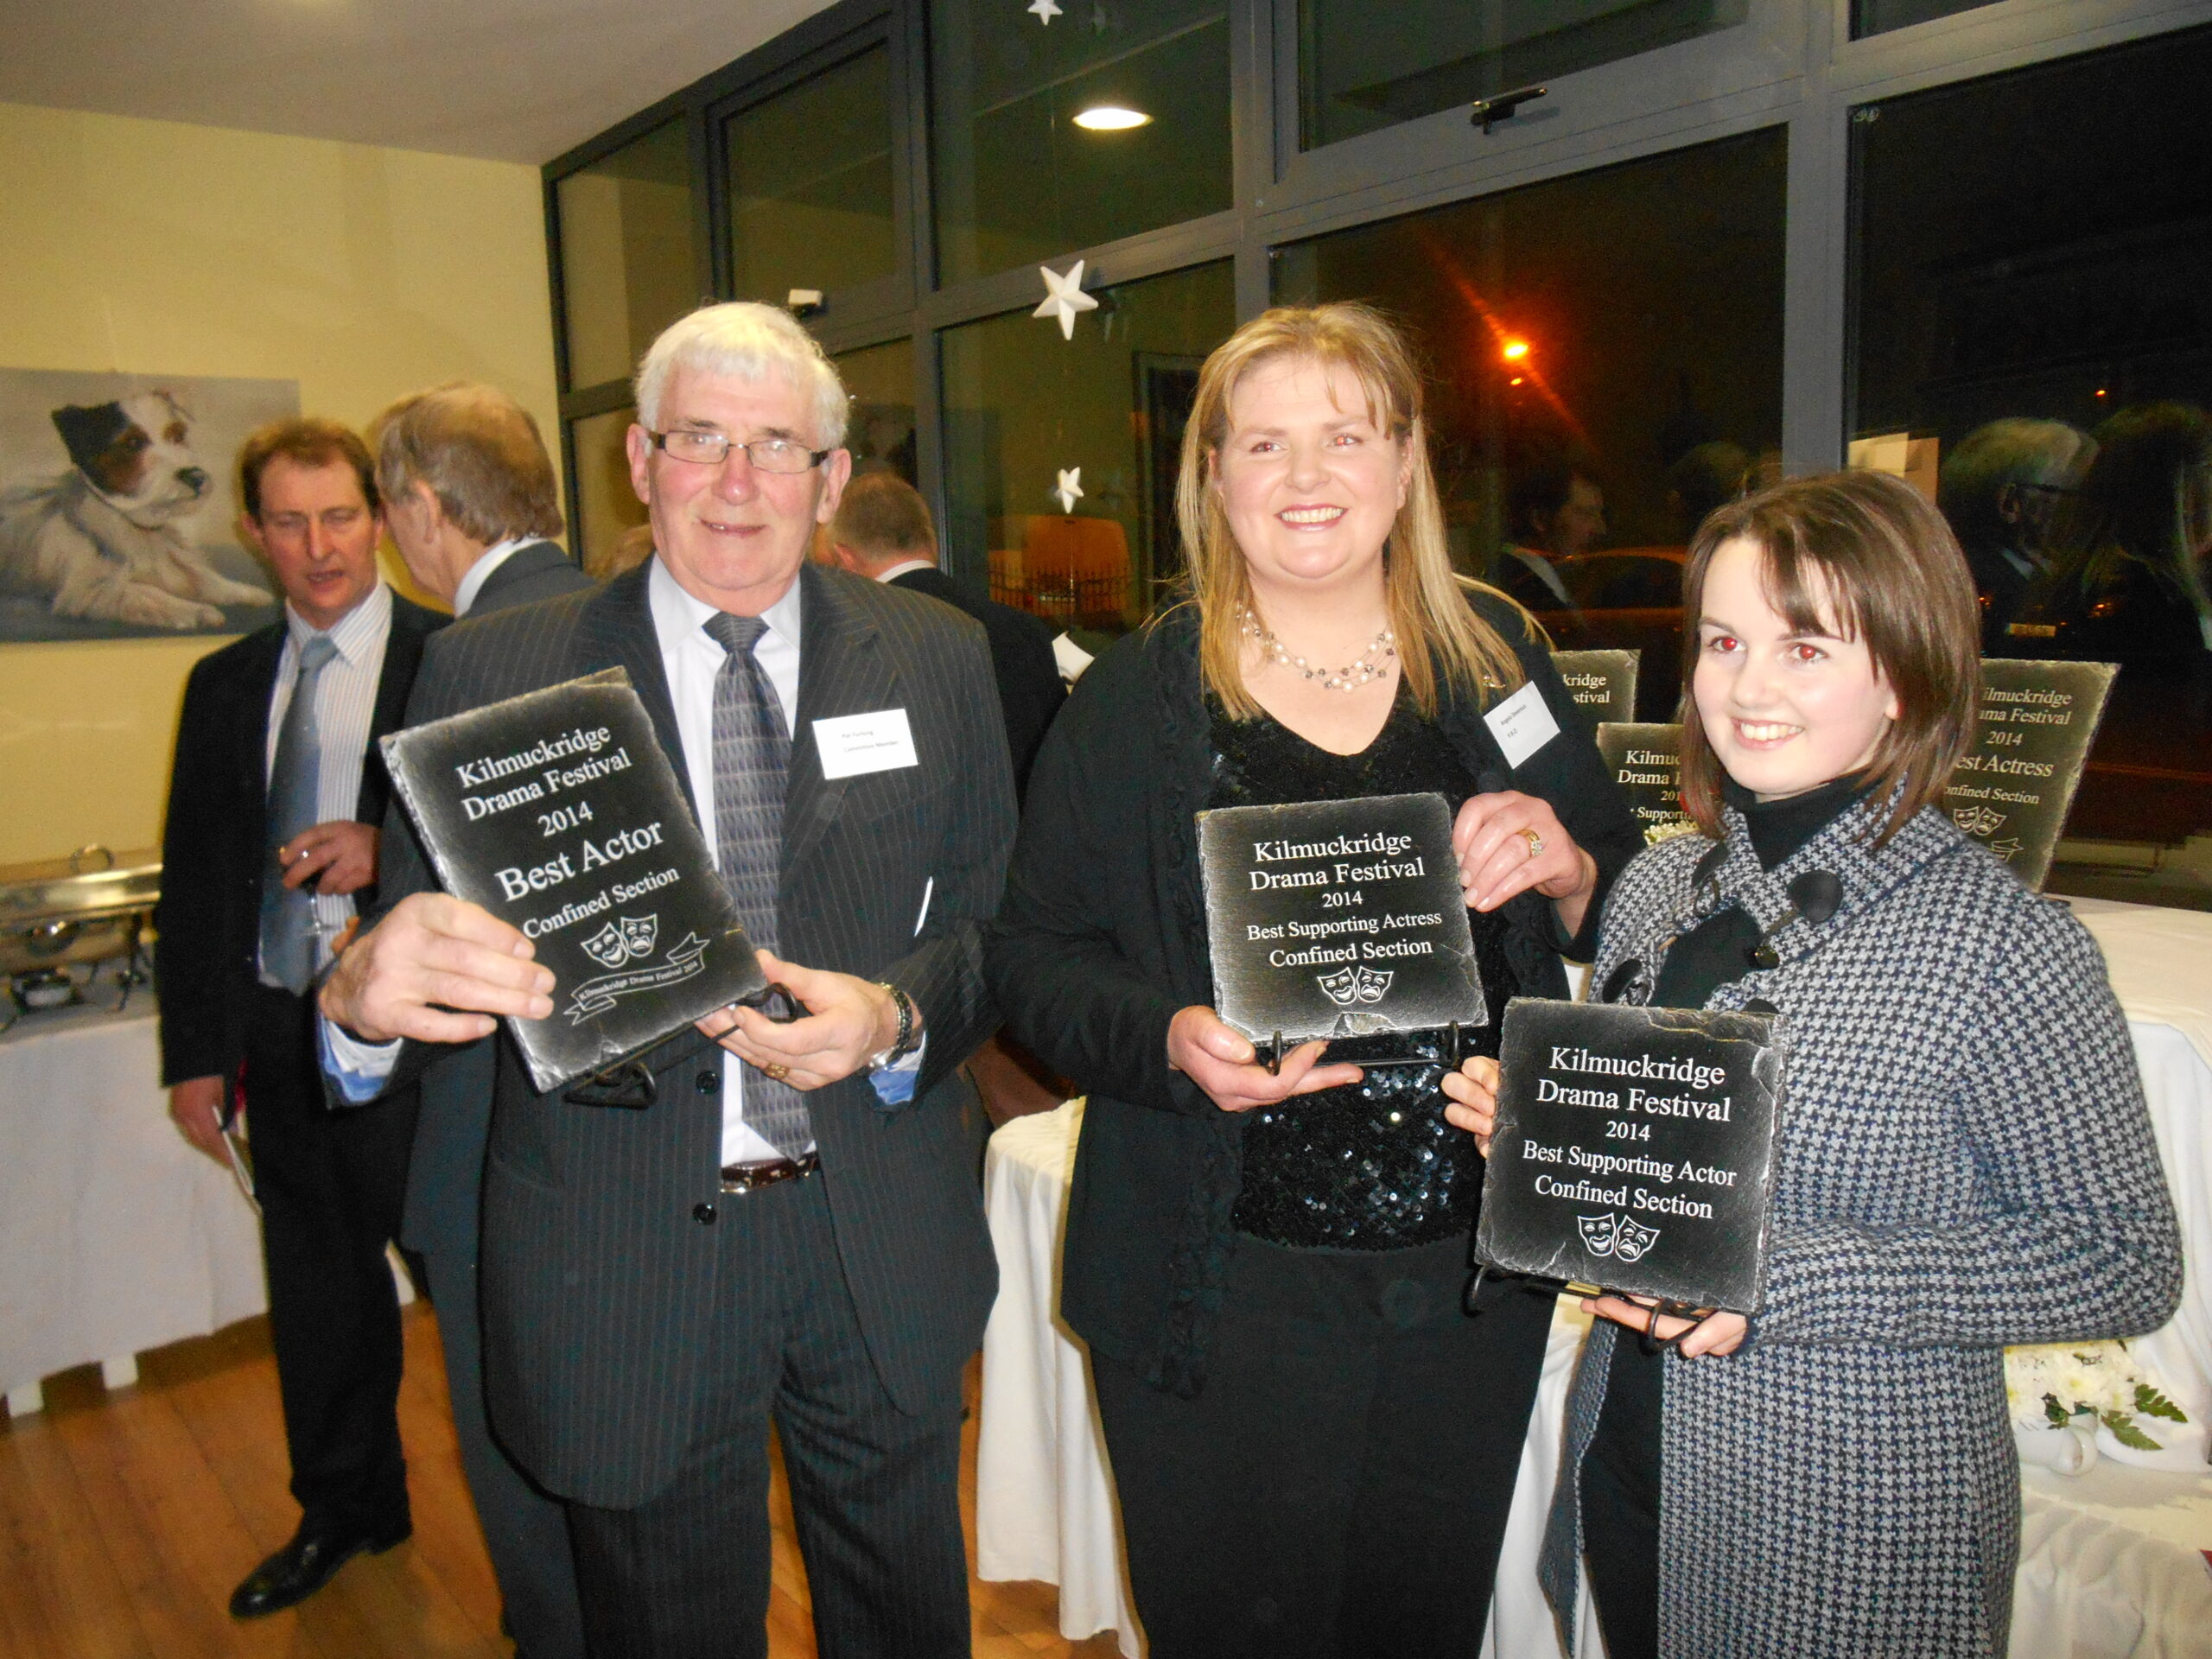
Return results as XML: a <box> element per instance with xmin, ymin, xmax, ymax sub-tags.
<box><xmin>372</xmin><ymin>558</ymin><xmax>1012</xmax><ymax>1507</ymax></box>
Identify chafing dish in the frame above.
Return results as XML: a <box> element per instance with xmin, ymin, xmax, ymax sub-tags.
<box><xmin>0</xmin><ymin>843</ymin><xmax>160</xmax><ymax>1027</ymax></box>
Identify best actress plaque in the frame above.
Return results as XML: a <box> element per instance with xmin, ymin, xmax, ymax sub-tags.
<box><xmin>381</xmin><ymin>669</ymin><xmax>766</xmax><ymax>1094</ymax></box>
<box><xmin>1197</xmin><ymin>791</ymin><xmax>1485</xmax><ymax>1059</ymax></box>
<box><xmin>1475</xmin><ymin>998</ymin><xmax>1784</xmax><ymax>1313</ymax></box>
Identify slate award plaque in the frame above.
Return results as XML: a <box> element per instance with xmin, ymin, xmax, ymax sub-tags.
<box><xmin>381</xmin><ymin>668</ymin><xmax>766</xmax><ymax>1094</ymax></box>
<box><xmin>1549</xmin><ymin>650</ymin><xmax>1639</xmax><ymax>728</ymax></box>
<box><xmin>1943</xmin><ymin>659</ymin><xmax>2117</xmax><ymax>891</ymax></box>
<box><xmin>1596</xmin><ymin>721</ymin><xmax>1697</xmax><ymax>847</ymax></box>
<box><xmin>1197</xmin><ymin>792</ymin><xmax>1485</xmax><ymax>1065</ymax></box>
<box><xmin>1474</xmin><ymin>997</ymin><xmax>1784</xmax><ymax>1313</ymax></box>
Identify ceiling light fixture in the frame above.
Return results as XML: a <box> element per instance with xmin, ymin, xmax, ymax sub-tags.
<box><xmin>1073</xmin><ymin>105</ymin><xmax>1153</xmax><ymax>131</ymax></box>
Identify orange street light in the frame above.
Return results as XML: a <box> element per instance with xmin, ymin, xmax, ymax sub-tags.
<box><xmin>1501</xmin><ymin>339</ymin><xmax>1531</xmax><ymax>362</ymax></box>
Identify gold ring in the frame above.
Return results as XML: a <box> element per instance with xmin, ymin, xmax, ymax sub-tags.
<box><xmin>763</xmin><ymin>1061</ymin><xmax>790</xmax><ymax>1083</ymax></box>
<box><xmin>1520</xmin><ymin>828</ymin><xmax>1546</xmax><ymax>860</ymax></box>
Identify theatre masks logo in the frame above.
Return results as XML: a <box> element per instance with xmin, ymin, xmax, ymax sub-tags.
<box><xmin>1578</xmin><ymin>1211</ymin><xmax>1662</xmax><ymax>1263</ymax></box>
<box><xmin>582</xmin><ymin>912</ymin><xmax>659</xmax><ymax>969</ymax></box>
<box><xmin>1317</xmin><ymin>963</ymin><xmax>1393</xmax><ymax>1007</ymax></box>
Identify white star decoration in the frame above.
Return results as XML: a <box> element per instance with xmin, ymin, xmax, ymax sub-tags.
<box><xmin>1052</xmin><ymin>467</ymin><xmax>1084</xmax><ymax>514</ymax></box>
<box><xmin>1033</xmin><ymin>259</ymin><xmax>1099</xmax><ymax>340</ymax></box>
<box><xmin>1027</xmin><ymin>0</ymin><xmax>1062</xmax><ymax>23</ymax></box>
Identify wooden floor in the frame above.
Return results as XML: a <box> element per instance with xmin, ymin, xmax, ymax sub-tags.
<box><xmin>0</xmin><ymin>1306</ymin><xmax>1122</xmax><ymax>1659</ymax></box>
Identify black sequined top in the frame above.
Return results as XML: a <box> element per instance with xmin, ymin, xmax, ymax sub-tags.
<box><xmin>1211</xmin><ymin>690</ymin><xmax>1523</xmax><ymax>1251</ymax></box>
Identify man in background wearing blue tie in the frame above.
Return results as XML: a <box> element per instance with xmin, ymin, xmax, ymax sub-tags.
<box><xmin>154</xmin><ymin>419</ymin><xmax>445</xmax><ymax>1619</ymax></box>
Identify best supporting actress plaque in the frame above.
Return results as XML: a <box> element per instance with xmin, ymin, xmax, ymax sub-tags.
<box><xmin>1197</xmin><ymin>791</ymin><xmax>1485</xmax><ymax>1063</ymax></box>
<box><xmin>381</xmin><ymin>669</ymin><xmax>766</xmax><ymax>1094</ymax></box>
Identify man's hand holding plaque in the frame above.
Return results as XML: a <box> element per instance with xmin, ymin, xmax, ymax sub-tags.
<box><xmin>697</xmin><ymin>950</ymin><xmax>914</xmax><ymax>1092</ymax></box>
<box><xmin>321</xmin><ymin>891</ymin><xmax>555</xmax><ymax>1045</ymax></box>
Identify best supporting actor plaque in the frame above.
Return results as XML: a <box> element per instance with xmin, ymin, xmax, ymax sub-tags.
<box><xmin>1474</xmin><ymin>998</ymin><xmax>1784</xmax><ymax>1313</ymax></box>
<box><xmin>1197</xmin><ymin>792</ymin><xmax>1484</xmax><ymax>1065</ymax></box>
<box><xmin>381</xmin><ymin>669</ymin><xmax>766</xmax><ymax>1094</ymax></box>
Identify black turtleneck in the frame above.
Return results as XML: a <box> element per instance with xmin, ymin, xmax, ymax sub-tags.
<box><xmin>1643</xmin><ymin>774</ymin><xmax>1868</xmax><ymax>1013</ymax></box>
<box><xmin>1579</xmin><ymin>772</ymin><xmax>1867</xmax><ymax>1659</ymax></box>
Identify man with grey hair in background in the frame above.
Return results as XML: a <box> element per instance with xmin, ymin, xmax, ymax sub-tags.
<box><xmin>1938</xmin><ymin>417</ymin><xmax>2095</xmax><ymax>649</ymax></box>
<box><xmin>372</xmin><ymin>380</ymin><xmax>593</xmax><ymax>1659</ymax></box>
<box><xmin>320</xmin><ymin>303</ymin><xmax>1013</xmax><ymax>1657</ymax></box>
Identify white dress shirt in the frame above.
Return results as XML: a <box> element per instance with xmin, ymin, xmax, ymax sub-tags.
<box><xmin>451</xmin><ymin>537</ymin><xmax>537</xmax><ymax>619</ymax></box>
<box><xmin>261</xmin><ymin>582</ymin><xmax>392</xmax><ymax>984</ymax></box>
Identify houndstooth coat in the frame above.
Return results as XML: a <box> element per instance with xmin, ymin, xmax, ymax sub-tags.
<box><xmin>1537</xmin><ymin>798</ymin><xmax>2183</xmax><ymax>1658</ymax></box>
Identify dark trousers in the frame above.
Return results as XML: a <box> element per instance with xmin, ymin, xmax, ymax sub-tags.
<box><xmin>244</xmin><ymin>983</ymin><xmax>416</xmax><ymax>1531</ymax></box>
<box><xmin>1581</xmin><ymin>1338</ymin><xmax>1665</xmax><ymax>1659</ymax></box>
<box><xmin>564</xmin><ymin>1173</ymin><xmax>969</xmax><ymax>1659</ymax></box>
<box><xmin>422</xmin><ymin>1245</ymin><xmax>588</xmax><ymax>1659</ymax></box>
<box><xmin>1090</xmin><ymin>1231</ymin><xmax>1557</xmax><ymax>1659</ymax></box>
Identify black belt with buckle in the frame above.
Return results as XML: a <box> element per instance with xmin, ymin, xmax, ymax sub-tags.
<box><xmin>717</xmin><ymin>1151</ymin><xmax>820</xmax><ymax>1194</ymax></box>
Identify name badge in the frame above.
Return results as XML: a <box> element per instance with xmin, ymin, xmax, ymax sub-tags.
<box><xmin>813</xmin><ymin>709</ymin><xmax>918</xmax><ymax>779</ymax></box>
<box><xmin>1484</xmin><ymin>679</ymin><xmax>1561</xmax><ymax>770</ymax></box>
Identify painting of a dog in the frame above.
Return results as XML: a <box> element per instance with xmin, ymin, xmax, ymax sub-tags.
<box><xmin>0</xmin><ymin>369</ymin><xmax>296</xmax><ymax>642</ymax></box>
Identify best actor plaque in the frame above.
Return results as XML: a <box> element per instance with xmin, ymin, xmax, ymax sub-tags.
<box><xmin>381</xmin><ymin>669</ymin><xmax>766</xmax><ymax>1094</ymax></box>
<box><xmin>1474</xmin><ymin>997</ymin><xmax>1784</xmax><ymax>1313</ymax></box>
<box><xmin>1943</xmin><ymin>659</ymin><xmax>2116</xmax><ymax>890</ymax></box>
<box><xmin>1198</xmin><ymin>792</ymin><xmax>1485</xmax><ymax>1061</ymax></box>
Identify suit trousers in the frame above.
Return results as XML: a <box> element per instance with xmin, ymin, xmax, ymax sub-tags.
<box><xmin>245</xmin><ymin>984</ymin><xmax>416</xmax><ymax>1530</ymax></box>
<box><xmin>564</xmin><ymin>1172</ymin><xmax>969</xmax><ymax>1659</ymax></box>
<box><xmin>422</xmin><ymin>1243</ymin><xmax>588</xmax><ymax>1659</ymax></box>
<box><xmin>1089</xmin><ymin>1230</ymin><xmax>1557</xmax><ymax>1659</ymax></box>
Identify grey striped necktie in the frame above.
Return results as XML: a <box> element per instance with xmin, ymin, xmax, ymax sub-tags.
<box><xmin>258</xmin><ymin>632</ymin><xmax>339</xmax><ymax>994</ymax></box>
<box><xmin>702</xmin><ymin>612</ymin><xmax>811</xmax><ymax>1158</ymax></box>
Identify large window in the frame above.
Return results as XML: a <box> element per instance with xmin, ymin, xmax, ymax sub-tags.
<box><xmin>1299</xmin><ymin>0</ymin><xmax>1749</xmax><ymax>152</ymax></box>
<box><xmin>545</xmin><ymin>1</ymin><xmax>2212</xmax><ymax>908</ymax></box>
<box><xmin>1851</xmin><ymin>22</ymin><xmax>2212</xmax><ymax>883</ymax></box>
<box><xmin>834</xmin><ymin>337</ymin><xmax>918</xmax><ymax>486</ymax></box>
<box><xmin>1279</xmin><ymin>127</ymin><xmax>1789</xmax><ymax>720</ymax></box>
<box><xmin>721</xmin><ymin>43</ymin><xmax>899</xmax><ymax>308</ymax></box>
<box><xmin>929</xmin><ymin>0</ymin><xmax>1232</xmax><ymax>285</ymax></box>
<box><xmin>554</xmin><ymin>118</ymin><xmax>700</xmax><ymax>393</ymax></box>
<box><xmin>940</xmin><ymin>261</ymin><xmax>1236</xmax><ymax>640</ymax></box>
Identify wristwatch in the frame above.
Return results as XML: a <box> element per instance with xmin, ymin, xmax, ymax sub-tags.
<box><xmin>868</xmin><ymin>982</ymin><xmax>920</xmax><ymax>1071</ymax></box>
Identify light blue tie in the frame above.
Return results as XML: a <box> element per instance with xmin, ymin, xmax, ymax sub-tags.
<box><xmin>258</xmin><ymin>634</ymin><xmax>339</xmax><ymax>993</ymax></box>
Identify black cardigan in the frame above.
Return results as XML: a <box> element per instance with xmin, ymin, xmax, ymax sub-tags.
<box><xmin>984</xmin><ymin>594</ymin><xmax>1643</xmax><ymax>1393</ymax></box>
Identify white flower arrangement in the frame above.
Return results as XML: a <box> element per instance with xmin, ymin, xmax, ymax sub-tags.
<box><xmin>2005</xmin><ymin>1338</ymin><xmax>2190</xmax><ymax>1453</ymax></box>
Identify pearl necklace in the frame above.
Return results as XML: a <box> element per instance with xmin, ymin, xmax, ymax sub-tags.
<box><xmin>1240</xmin><ymin>608</ymin><xmax>1397</xmax><ymax>692</ymax></box>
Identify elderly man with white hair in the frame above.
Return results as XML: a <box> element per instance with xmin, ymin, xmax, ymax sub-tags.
<box><xmin>319</xmin><ymin>302</ymin><xmax>1014</xmax><ymax>1657</ymax></box>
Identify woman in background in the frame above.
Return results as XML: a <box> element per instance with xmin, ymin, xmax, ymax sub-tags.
<box><xmin>986</xmin><ymin>303</ymin><xmax>1641</xmax><ymax>1656</ymax></box>
<box><xmin>1447</xmin><ymin>470</ymin><xmax>2182</xmax><ymax>1658</ymax></box>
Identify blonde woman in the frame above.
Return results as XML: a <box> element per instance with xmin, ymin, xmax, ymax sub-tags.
<box><xmin>985</xmin><ymin>303</ymin><xmax>1642</xmax><ymax>1656</ymax></box>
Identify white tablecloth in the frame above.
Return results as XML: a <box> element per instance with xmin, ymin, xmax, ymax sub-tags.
<box><xmin>977</xmin><ymin>899</ymin><xmax>2212</xmax><ymax>1658</ymax></box>
<box><xmin>0</xmin><ymin>998</ymin><xmax>266</xmax><ymax>1405</ymax></box>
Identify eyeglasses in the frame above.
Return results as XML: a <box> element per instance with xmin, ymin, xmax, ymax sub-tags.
<box><xmin>648</xmin><ymin>430</ymin><xmax>830</xmax><ymax>473</ymax></box>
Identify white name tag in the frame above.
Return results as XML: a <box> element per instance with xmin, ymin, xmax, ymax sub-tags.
<box><xmin>1484</xmin><ymin>679</ymin><xmax>1561</xmax><ymax>770</ymax></box>
<box><xmin>813</xmin><ymin>709</ymin><xmax>919</xmax><ymax>779</ymax></box>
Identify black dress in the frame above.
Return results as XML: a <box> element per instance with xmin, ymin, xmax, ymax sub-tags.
<box><xmin>1085</xmin><ymin>690</ymin><xmax>1564</xmax><ymax>1659</ymax></box>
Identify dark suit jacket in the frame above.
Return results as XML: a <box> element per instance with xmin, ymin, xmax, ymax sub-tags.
<box><xmin>400</xmin><ymin>540</ymin><xmax>594</xmax><ymax>1260</ymax></box>
<box><xmin>889</xmin><ymin>564</ymin><xmax>1065</xmax><ymax>798</ymax></box>
<box><xmin>156</xmin><ymin>588</ymin><xmax>445</xmax><ymax>1086</ymax></box>
<box><xmin>984</xmin><ymin>594</ymin><xmax>1643</xmax><ymax>1395</ymax></box>
<box><xmin>362</xmin><ymin>559</ymin><xmax>1012</xmax><ymax>1506</ymax></box>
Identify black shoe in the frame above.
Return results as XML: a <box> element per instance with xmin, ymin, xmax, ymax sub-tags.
<box><xmin>227</xmin><ymin>1516</ymin><xmax>411</xmax><ymax>1618</ymax></box>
